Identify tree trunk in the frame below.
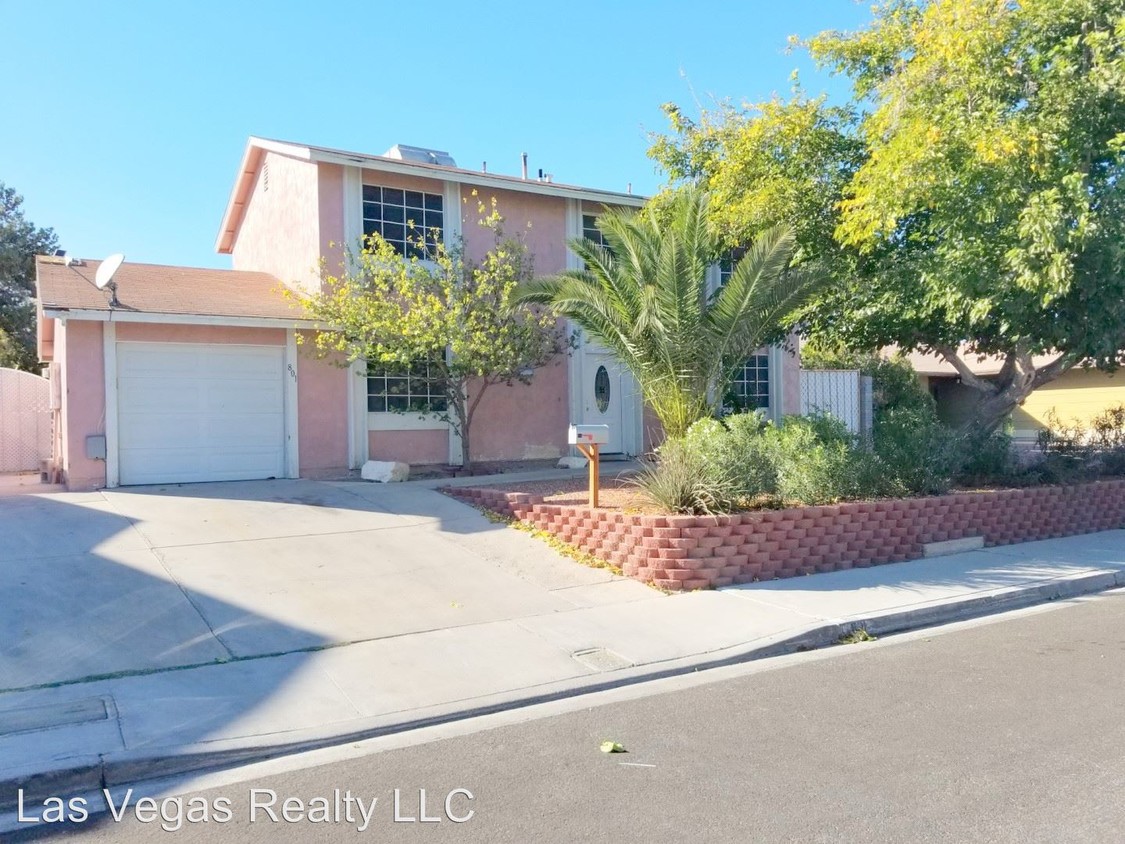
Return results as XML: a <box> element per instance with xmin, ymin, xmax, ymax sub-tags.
<box><xmin>459</xmin><ymin>417</ymin><xmax>472</xmax><ymax>473</ymax></box>
<box><xmin>937</xmin><ymin>345</ymin><xmax>1078</xmax><ymax>435</ymax></box>
<box><xmin>452</xmin><ymin>397</ymin><xmax>472</xmax><ymax>473</ymax></box>
<box><xmin>452</xmin><ymin>379</ymin><xmax>490</xmax><ymax>474</ymax></box>
<box><xmin>960</xmin><ymin>388</ymin><xmax>1028</xmax><ymax>435</ymax></box>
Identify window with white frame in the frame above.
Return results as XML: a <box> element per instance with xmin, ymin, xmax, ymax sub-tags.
<box><xmin>581</xmin><ymin>213</ymin><xmax>620</xmax><ymax>260</ymax></box>
<box><xmin>362</xmin><ymin>185</ymin><xmax>444</xmax><ymax>259</ymax></box>
<box><xmin>718</xmin><ymin>245</ymin><xmax>747</xmax><ymax>288</ymax></box>
<box><xmin>730</xmin><ymin>352</ymin><xmax>770</xmax><ymax>410</ymax></box>
<box><xmin>367</xmin><ymin>360</ymin><xmax>448</xmax><ymax>413</ymax></box>
<box><xmin>718</xmin><ymin>248</ymin><xmax>770</xmax><ymax>411</ymax></box>
<box><xmin>582</xmin><ymin>214</ymin><xmax>606</xmax><ymax>248</ymax></box>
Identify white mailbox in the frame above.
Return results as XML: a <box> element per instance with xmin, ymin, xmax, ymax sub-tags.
<box><xmin>568</xmin><ymin>424</ymin><xmax>610</xmax><ymax>445</ymax></box>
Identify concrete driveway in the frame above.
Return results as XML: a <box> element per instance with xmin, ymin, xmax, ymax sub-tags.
<box><xmin>0</xmin><ymin>478</ymin><xmax>652</xmax><ymax>691</ymax></box>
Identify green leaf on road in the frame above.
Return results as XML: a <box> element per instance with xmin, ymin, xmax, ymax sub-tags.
<box><xmin>600</xmin><ymin>741</ymin><xmax>626</xmax><ymax>753</ymax></box>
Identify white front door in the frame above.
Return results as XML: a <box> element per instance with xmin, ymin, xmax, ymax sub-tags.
<box><xmin>116</xmin><ymin>342</ymin><xmax>287</xmax><ymax>485</ymax></box>
<box><xmin>581</xmin><ymin>352</ymin><xmax>625</xmax><ymax>453</ymax></box>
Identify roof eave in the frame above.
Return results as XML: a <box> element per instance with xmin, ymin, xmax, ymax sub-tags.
<box><xmin>302</xmin><ymin>144</ymin><xmax>647</xmax><ymax>207</ymax></box>
<box><xmin>41</xmin><ymin>306</ymin><xmax>319</xmax><ymax>329</ymax></box>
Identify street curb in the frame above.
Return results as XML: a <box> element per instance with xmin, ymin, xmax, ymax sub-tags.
<box><xmin>3</xmin><ymin>569</ymin><xmax>1122</xmax><ymax>811</ymax></box>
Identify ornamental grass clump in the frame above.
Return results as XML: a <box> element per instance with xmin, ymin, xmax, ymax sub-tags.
<box><xmin>629</xmin><ymin>437</ymin><xmax>741</xmax><ymax>515</ymax></box>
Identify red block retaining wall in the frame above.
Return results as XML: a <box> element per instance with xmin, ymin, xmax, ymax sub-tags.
<box><xmin>442</xmin><ymin>479</ymin><xmax>1125</xmax><ymax>591</ymax></box>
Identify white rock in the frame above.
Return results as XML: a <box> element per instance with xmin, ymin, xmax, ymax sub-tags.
<box><xmin>361</xmin><ymin>460</ymin><xmax>410</xmax><ymax>483</ymax></box>
<box><xmin>557</xmin><ymin>455</ymin><xmax>588</xmax><ymax>469</ymax></box>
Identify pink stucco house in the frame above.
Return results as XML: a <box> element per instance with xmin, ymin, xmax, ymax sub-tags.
<box><xmin>36</xmin><ymin>137</ymin><xmax>801</xmax><ymax>490</ymax></box>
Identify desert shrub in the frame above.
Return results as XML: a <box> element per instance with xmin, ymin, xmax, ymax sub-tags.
<box><xmin>1036</xmin><ymin>409</ymin><xmax>1092</xmax><ymax>459</ymax></box>
<box><xmin>684</xmin><ymin>412</ymin><xmax>777</xmax><ymax>500</ymax></box>
<box><xmin>1030</xmin><ymin>409</ymin><xmax>1097</xmax><ymax>483</ymax></box>
<box><xmin>764</xmin><ymin>414</ymin><xmax>894</xmax><ymax>505</ymax></box>
<box><xmin>873</xmin><ymin>405</ymin><xmax>958</xmax><ymax>495</ymax></box>
<box><xmin>1097</xmin><ymin>448</ymin><xmax>1125</xmax><ymax>477</ymax></box>
<box><xmin>954</xmin><ymin>428</ymin><xmax>1017</xmax><ymax>485</ymax></box>
<box><xmin>631</xmin><ymin>437</ymin><xmax>740</xmax><ymax>514</ymax></box>
<box><xmin>1029</xmin><ymin>405</ymin><xmax>1125</xmax><ymax>481</ymax></box>
<box><xmin>1090</xmin><ymin>403</ymin><xmax>1125</xmax><ymax>450</ymax></box>
<box><xmin>1090</xmin><ymin>404</ymin><xmax>1125</xmax><ymax>476</ymax></box>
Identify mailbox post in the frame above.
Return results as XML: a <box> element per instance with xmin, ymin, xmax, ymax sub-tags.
<box><xmin>568</xmin><ymin>424</ymin><xmax>609</xmax><ymax>507</ymax></box>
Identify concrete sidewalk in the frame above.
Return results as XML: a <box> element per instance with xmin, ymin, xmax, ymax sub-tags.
<box><xmin>2</xmin><ymin>526</ymin><xmax>1123</xmax><ymax>809</ymax></box>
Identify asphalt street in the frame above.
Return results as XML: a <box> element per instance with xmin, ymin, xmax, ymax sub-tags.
<box><xmin>10</xmin><ymin>590</ymin><xmax>1125</xmax><ymax>843</ymax></box>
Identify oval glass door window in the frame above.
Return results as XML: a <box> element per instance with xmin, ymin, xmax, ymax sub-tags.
<box><xmin>594</xmin><ymin>365</ymin><xmax>611</xmax><ymax>413</ymax></box>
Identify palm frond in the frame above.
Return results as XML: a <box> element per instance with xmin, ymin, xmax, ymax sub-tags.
<box><xmin>521</xmin><ymin>191</ymin><xmax>812</xmax><ymax>438</ymax></box>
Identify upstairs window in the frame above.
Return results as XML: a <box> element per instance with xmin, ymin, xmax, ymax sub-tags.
<box><xmin>367</xmin><ymin>360</ymin><xmax>448</xmax><ymax>414</ymax></box>
<box><xmin>581</xmin><ymin>213</ymin><xmax>618</xmax><ymax>263</ymax></box>
<box><xmin>582</xmin><ymin>214</ymin><xmax>607</xmax><ymax>249</ymax></box>
<box><xmin>362</xmin><ymin>185</ymin><xmax>443</xmax><ymax>259</ymax></box>
<box><xmin>718</xmin><ymin>246</ymin><xmax>747</xmax><ymax>288</ymax></box>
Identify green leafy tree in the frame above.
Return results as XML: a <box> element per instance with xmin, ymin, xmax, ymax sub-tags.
<box><xmin>297</xmin><ymin>202</ymin><xmax>568</xmax><ymax>471</ymax></box>
<box><xmin>516</xmin><ymin>188</ymin><xmax>822</xmax><ymax>438</ymax></box>
<box><xmin>651</xmin><ymin>0</ymin><xmax>1125</xmax><ymax>434</ymax></box>
<box><xmin>1</xmin><ymin>183</ymin><xmax>59</xmax><ymax>370</ymax></box>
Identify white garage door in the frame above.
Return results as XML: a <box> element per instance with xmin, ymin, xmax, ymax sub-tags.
<box><xmin>117</xmin><ymin>342</ymin><xmax>287</xmax><ymax>485</ymax></box>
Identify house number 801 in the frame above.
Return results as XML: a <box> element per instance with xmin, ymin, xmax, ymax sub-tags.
<box><xmin>287</xmin><ymin>364</ymin><xmax>297</xmax><ymax>380</ymax></box>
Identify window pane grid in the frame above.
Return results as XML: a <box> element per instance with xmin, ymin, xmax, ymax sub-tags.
<box><xmin>731</xmin><ymin>353</ymin><xmax>770</xmax><ymax>409</ymax></box>
<box><xmin>719</xmin><ymin>246</ymin><xmax>747</xmax><ymax>287</ymax></box>
<box><xmin>367</xmin><ymin>361</ymin><xmax>447</xmax><ymax>413</ymax></box>
<box><xmin>362</xmin><ymin>185</ymin><xmax>443</xmax><ymax>258</ymax></box>
<box><xmin>582</xmin><ymin>214</ymin><xmax>608</xmax><ymax>249</ymax></box>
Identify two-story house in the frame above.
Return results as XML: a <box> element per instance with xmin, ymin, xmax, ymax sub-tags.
<box><xmin>35</xmin><ymin>137</ymin><xmax>801</xmax><ymax>490</ymax></box>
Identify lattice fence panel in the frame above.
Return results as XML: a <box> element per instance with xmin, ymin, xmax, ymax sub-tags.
<box><xmin>0</xmin><ymin>368</ymin><xmax>52</xmax><ymax>473</ymax></box>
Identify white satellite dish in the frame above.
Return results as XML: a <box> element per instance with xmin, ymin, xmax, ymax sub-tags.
<box><xmin>95</xmin><ymin>253</ymin><xmax>124</xmax><ymax>306</ymax></box>
<box><xmin>95</xmin><ymin>253</ymin><xmax>124</xmax><ymax>290</ymax></box>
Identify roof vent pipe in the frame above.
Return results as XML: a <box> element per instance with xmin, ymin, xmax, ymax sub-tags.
<box><xmin>521</xmin><ymin>152</ymin><xmax>528</xmax><ymax>180</ymax></box>
<box><xmin>627</xmin><ymin>182</ymin><xmax>632</xmax><ymax>195</ymax></box>
<box><xmin>482</xmin><ymin>161</ymin><xmax>487</xmax><ymax>172</ymax></box>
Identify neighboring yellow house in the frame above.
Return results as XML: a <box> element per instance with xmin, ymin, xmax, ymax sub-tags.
<box><xmin>903</xmin><ymin>350</ymin><xmax>1125</xmax><ymax>440</ymax></box>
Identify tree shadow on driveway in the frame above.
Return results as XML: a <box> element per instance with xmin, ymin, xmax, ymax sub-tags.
<box><xmin>0</xmin><ymin>477</ymin><xmax>625</xmax><ymax>788</ymax></box>
<box><xmin>0</xmin><ymin>492</ymin><xmax>337</xmax><ymax>800</ymax></box>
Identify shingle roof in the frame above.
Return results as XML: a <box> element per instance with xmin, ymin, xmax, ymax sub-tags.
<box><xmin>36</xmin><ymin>256</ymin><xmax>305</xmax><ymax>320</ymax></box>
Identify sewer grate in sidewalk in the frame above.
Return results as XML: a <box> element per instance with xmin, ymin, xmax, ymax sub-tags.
<box><xmin>572</xmin><ymin>648</ymin><xmax>633</xmax><ymax>672</ymax></box>
<box><xmin>0</xmin><ymin>697</ymin><xmax>110</xmax><ymax>737</ymax></box>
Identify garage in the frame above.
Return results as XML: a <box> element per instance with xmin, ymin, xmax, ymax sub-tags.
<box><xmin>116</xmin><ymin>342</ymin><xmax>287</xmax><ymax>485</ymax></box>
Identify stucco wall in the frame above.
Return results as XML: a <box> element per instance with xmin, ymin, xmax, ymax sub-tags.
<box><xmin>780</xmin><ymin>345</ymin><xmax>801</xmax><ymax>416</ymax></box>
<box><xmin>60</xmin><ymin>320</ymin><xmax>106</xmax><ymax>490</ymax></box>
<box><xmin>317</xmin><ymin>162</ymin><xmax>345</xmax><ymax>284</ymax></box>
<box><xmin>296</xmin><ymin>332</ymin><xmax>349</xmax><ymax>476</ymax></box>
<box><xmin>231</xmin><ymin>150</ymin><xmax>322</xmax><ymax>293</ymax></box>
<box><xmin>369</xmin><ymin>429</ymin><xmax>448</xmax><ymax>464</ymax></box>
<box><xmin>456</xmin><ymin>186</ymin><xmax>572</xmax><ymax>461</ymax></box>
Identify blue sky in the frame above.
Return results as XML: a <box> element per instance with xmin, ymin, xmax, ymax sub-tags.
<box><xmin>2</xmin><ymin>1</ymin><xmax>871</xmax><ymax>269</ymax></box>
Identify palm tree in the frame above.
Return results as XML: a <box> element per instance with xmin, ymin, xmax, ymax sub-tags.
<box><xmin>516</xmin><ymin>188</ymin><xmax>822</xmax><ymax>439</ymax></box>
